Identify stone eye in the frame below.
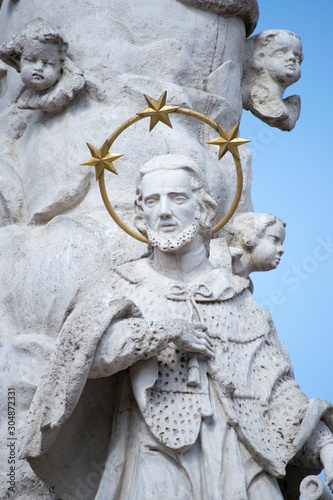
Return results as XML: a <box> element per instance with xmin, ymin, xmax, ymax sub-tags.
<box><xmin>173</xmin><ymin>196</ymin><xmax>186</xmax><ymax>204</ymax></box>
<box><xmin>145</xmin><ymin>198</ymin><xmax>157</xmax><ymax>207</ymax></box>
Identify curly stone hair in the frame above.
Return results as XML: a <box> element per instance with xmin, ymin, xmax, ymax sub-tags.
<box><xmin>0</xmin><ymin>18</ymin><xmax>68</xmax><ymax>73</ymax></box>
<box><xmin>228</xmin><ymin>212</ymin><xmax>286</xmax><ymax>252</ymax></box>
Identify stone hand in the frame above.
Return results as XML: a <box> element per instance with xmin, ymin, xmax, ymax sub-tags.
<box><xmin>171</xmin><ymin>321</ymin><xmax>215</xmax><ymax>359</ymax></box>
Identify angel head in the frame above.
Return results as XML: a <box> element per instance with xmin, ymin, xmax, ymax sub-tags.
<box><xmin>249</xmin><ymin>30</ymin><xmax>303</xmax><ymax>89</ymax></box>
<box><xmin>228</xmin><ymin>212</ymin><xmax>286</xmax><ymax>277</ymax></box>
<box><xmin>0</xmin><ymin>18</ymin><xmax>68</xmax><ymax>92</ymax></box>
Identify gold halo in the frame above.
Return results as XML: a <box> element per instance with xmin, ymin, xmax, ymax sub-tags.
<box><xmin>97</xmin><ymin>106</ymin><xmax>244</xmax><ymax>244</ymax></box>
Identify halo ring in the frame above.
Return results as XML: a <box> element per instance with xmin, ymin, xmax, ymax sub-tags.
<box><xmin>98</xmin><ymin>108</ymin><xmax>243</xmax><ymax>244</ymax></box>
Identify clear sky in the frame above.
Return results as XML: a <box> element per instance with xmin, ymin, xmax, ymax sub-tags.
<box><xmin>240</xmin><ymin>1</ymin><xmax>333</xmax><ymax>403</ymax></box>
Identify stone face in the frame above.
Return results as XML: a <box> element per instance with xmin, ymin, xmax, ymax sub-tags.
<box><xmin>242</xmin><ymin>29</ymin><xmax>303</xmax><ymax>131</ymax></box>
<box><xmin>225</xmin><ymin>212</ymin><xmax>286</xmax><ymax>279</ymax></box>
<box><xmin>0</xmin><ymin>18</ymin><xmax>85</xmax><ymax>114</ymax></box>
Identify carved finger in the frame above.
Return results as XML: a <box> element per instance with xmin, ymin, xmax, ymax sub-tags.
<box><xmin>197</xmin><ymin>334</ymin><xmax>214</xmax><ymax>350</ymax></box>
<box><xmin>193</xmin><ymin>322</ymin><xmax>208</xmax><ymax>332</ymax></box>
<box><xmin>193</xmin><ymin>339</ymin><xmax>215</xmax><ymax>357</ymax></box>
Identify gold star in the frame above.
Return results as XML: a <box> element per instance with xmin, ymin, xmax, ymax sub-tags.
<box><xmin>137</xmin><ymin>91</ymin><xmax>179</xmax><ymax>132</ymax></box>
<box><xmin>81</xmin><ymin>140</ymin><xmax>123</xmax><ymax>180</ymax></box>
<box><xmin>207</xmin><ymin>123</ymin><xmax>250</xmax><ymax>160</ymax></box>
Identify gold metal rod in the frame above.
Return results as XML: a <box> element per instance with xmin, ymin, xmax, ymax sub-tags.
<box><xmin>108</xmin><ymin>114</ymin><xmax>144</xmax><ymax>146</ymax></box>
<box><xmin>175</xmin><ymin>108</ymin><xmax>219</xmax><ymax>131</ymax></box>
<box><xmin>212</xmin><ymin>155</ymin><xmax>243</xmax><ymax>234</ymax></box>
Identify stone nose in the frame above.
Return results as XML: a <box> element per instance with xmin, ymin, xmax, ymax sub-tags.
<box><xmin>158</xmin><ymin>196</ymin><xmax>172</xmax><ymax>218</ymax></box>
<box><xmin>286</xmin><ymin>52</ymin><xmax>296</xmax><ymax>62</ymax></box>
<box><xmin>277</xmin><ymin>245</ymin><xmax>284</xmax><ymax>256</ymax></box>
<box><xmin>34</xmin><ymin>60</ymin><xmax>43</xmax><ymax>71</ymax></box>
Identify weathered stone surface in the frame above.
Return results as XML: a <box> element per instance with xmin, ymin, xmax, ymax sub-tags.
<box><xmin>0</xmin><ymin>0</ymin><xmax>252</xmax><ymax>227</ymax></box>
<box><xmin>0</xmin><ymin>1</ymin><xmax>331</xmax><ymax>500</ymax></box>
<box><xmin>0</xmin><ymin>18</ymin><xmax>85</xmax><ymax>114</ymax></box>
<box><xmin>15</xmin><ymin>156</ymin><xmax>333</xmax><ymax>499</ymax></box>
<box><xmin>300</xmin><ymin>476</ymin><xmax>333</xmax><ymax>500</ymax></box>
<box><xmin>242</xmin><ymin>29</ymin><xmax>303</xmax><ymax>131</ymax></box>
<box><xmin>177</xmin><ymin>0</ymin><xmax>259</xmax><ymax>36</ymax></box>
<box><xmin>226</xmin><ymin>212</ymin><xmax>286</xmax><ymax>277</ymax></box>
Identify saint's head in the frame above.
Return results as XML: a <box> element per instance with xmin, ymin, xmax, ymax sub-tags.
<box><xmin>134</xmin><ymin>154</ymin><xmax>218</xmax><ymax>254</ymax></box>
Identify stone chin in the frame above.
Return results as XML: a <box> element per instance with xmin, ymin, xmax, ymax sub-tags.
<box><xmin>176</xmin><ymin>0</ymin><xmax>259</xmax><ymax>36</ymax></box>
<box><xmin>271</xmin><ymin>257</ymin><xmax>281</xmax><ymax>269</ymax></box>
<box><xmin>146</xmin><ymin>220</ymin><xmax>199</xmax><ymax>252</ymax></box>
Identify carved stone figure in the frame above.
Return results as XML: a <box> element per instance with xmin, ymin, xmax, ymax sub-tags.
<box><xmin>0</xmin><ymin>0</ymin><xmax>256</xmax><ymax>227</ymax></box>
<box><xmin>0</xmin><ymin>18</ymin><xmax>85</xmax><ymax>114</ymax></box>
<box><xmin>210</xmin><ymin>212</ymin><xmax>286</xmax><ymax>284</ymax></box>
<box><xmin>226</xmin><ymin>212</ymin><xmax>286</xmax><ymax>286</ymax></box>
<box><xmin>242</xmin><ymin>30</ymin><xmax>303</xmax><ymax>131</ymax></box>
<box><xmin>0</xmin><ymin>1</ymin><xmax>330</xmax><ymax>499</ymax></box>
<box><xmin>20</xmin><ymin>156</ymin><xmax>333</xmax><ymax>500</ymax></box>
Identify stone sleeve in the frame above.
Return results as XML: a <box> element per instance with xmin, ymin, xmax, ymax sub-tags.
<box><xmin>88</xmin><ymin>318</ymin><xmax>171</xmax><ymax>378</ymax></box>
<box><xmin>292</xmin><ymin>421</ymin><xmax>333</xmax><ymax>470</ymax></box>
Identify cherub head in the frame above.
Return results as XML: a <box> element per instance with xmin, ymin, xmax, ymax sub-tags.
<box><xmin>0</xmin><ymin>18</ymin><xmax>68</xmax><ymax>92</ymax></box>
<box><xmin>135</xmin><ymin>154</ymin><xmax>218</xmax><ymax>254</ymax></box>
<box><xmin>242</xmin><ymin>29</ymin><xmax>303</xmax><ymax>131</ymax></box>
<box><xmin>228</xmin><ymin>212</ymin><xmax>286</xmax><ymax>277</ymax></box>
<box><xmin>250</xmin><ymin>29</ymin><xmax>303</xmax><ymax>89</ymax></box>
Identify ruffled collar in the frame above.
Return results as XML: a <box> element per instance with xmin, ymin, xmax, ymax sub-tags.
<box><xmin>117</xmin><ymin>258</ymin><xmax>249</xmax><ymax>302</ymax></box>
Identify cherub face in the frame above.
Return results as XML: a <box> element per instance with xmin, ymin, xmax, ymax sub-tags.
<box><xmin>264</xmin><ymin>33</ymin><xmax>302</xmax><ymax>86</ymax></box>
<box><xmin>250</xmin><ymin>221</ymin><xmax>285</xmax><ymax>272</ymax></box>
<box><xmin>20</xmin><ymin>40</ymin><xmax>62</xmax><ymax>92</ymax></box>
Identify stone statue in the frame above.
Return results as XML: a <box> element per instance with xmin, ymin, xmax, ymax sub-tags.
<box><xmin>242</xmin><ymin>30</ymin><xmax>303</xmax><ymax>131</ymax></box>
<box><xmin>20</xmin><ymin>156</ymin><xmax>333</xmax><ymax>500</ymax></box>
<box><xmin>0</xmin><ymin>18</ymin><xmax>85</xmax><ymax>114</ymax></box>
<box><xmin>210</xmin><ymin>212</ymin><xmax>286</xmax><ymax>287</ymax></box>
<box><xmin>227</xmin><ymin>212</ymin><xmax>286</xmax><ymax>288</ymax></box>
<box><xmin>0</xmin><ymin>0</ymin><xmax>256</xmax><ymax>228</ymax></box>
<box><xmin>0</xmin><ymin>1</ymin><xmax>330</xmax><ymax>498</ymax></box>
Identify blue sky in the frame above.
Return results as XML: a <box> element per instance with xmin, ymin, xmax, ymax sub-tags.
<box><xmin>240</xmin><ymin>2</ymin><xmax>333</xmax><ymax>402</ymax></box>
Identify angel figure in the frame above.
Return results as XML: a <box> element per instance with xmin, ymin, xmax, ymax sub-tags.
<box><xmin>0</xmin><ymin>18</ymin><xmax>85</xmax><ymax>114</ymax></box>
<box><xmin>242</xmin><ymin>30</ymin><xmax>303</xmax><ymax>131</ymax></box>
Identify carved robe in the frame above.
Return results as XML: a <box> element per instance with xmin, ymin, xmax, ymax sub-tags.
<box><xmin>21</xmin><ymin>258</ymin><xmax>333</xmax><ymax>499</ymax></box>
